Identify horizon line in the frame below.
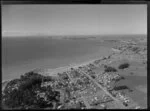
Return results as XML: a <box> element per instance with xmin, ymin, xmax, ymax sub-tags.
<box><xmin>2</xmin><ymin>33</ymin><xmax>147</xmax><ymax>38</ymax></box>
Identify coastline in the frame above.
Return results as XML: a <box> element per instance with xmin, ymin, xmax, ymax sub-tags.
<box><xmin>2</xmin><ymin>43</ymin><xmax>112</xmax><ymax>81</ymax></box>
<box><xmin>2</xmin><ymin>38</ymin><xmax>147</xmax><ymax>108</ymax></box>
<box><xmin>2</xmin><ymin>79</ymin><xmax>12</xmax><ymax>84</ymax></box>
<box><xmin>2</xmin><ymin>51</ymin><xmax>112</xmax><ymax>85</ymax></box>
<box><xmin>2</xmin><ymin>52</ymin><xmax>110</xmax><ymax>92</ymax></box>
<box><xmin>33</xmin><ymin>55</ymin><xmax>108</xmax><ymax>77</ymax></box>
<box><xmin>42</xmin><ymin>46</ymin><xmax>114</xmax><ymax>76</ymax></box>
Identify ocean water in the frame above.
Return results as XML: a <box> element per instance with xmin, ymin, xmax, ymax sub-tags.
<box><xmin>2</xmin><ymin>37</ymin><xmax>113</xmax><ymax>80</ymax></box>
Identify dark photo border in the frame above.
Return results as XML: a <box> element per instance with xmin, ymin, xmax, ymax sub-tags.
<box><xmin>1</xmin><ymin>0</ymin><xmax>149</xmax><ymax>110</ymax></box>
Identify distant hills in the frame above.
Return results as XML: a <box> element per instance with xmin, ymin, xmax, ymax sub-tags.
<box><xmin>63</xmin><ymin>36</ymin><xmax>97</xmax><ymax>40</ymax></box>
<box><xmin>2</xmin><ymin>34</ymin><xmax>146</xmax><ymax>40</ymax></box>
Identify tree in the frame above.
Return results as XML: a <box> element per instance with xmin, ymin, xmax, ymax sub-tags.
<box><xmin>118</xmin><ymin>63</ymin><xmax>130</xmax><ymax>69</ymax></box>
<box><xmin>2</xmin><ymin>71</ymin><xmax>61</xmax><ymax>109</ymax></box>
<box><xmin>104</xmin><ymin>66</ymin><xmax>117</xmax><ymax>72</ymax></box>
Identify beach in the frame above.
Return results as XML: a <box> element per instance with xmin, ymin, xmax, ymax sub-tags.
<box><xmin>2</xmin><ymin>46</ymin><xmax>113</xmax><ymax>92</ymax></box>
<box><xmin>2</xmin><ymin>36</ymin><xmax>147</xmax><ymax>108</ymax></box>
<box><xmin>2</xmin><ymin>37</ymin><xmax>114</xmax><ymax>80</ymax></box>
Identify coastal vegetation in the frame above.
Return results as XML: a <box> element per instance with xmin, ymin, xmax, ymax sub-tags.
<box><xmin>104</xmin><ymin>66</ymin><xmax>117</xmax><ymax>72</ymax></box>
<box><xmin>2</xmin><ymin>71</ymin><xmax>60</xmax><ymax>109</ymax></box>
<box><xmin>2</xmin><ymin>36</ymin><xmax>147</xmax><ymax>109</ymax></box>
<box><xmin>118</xmin><ymin>63</ymin><xmax>130</xmax><ymax>69</ymax></box>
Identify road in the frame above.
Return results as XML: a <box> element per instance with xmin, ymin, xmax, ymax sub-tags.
<box><xmin>77</xmin><ymin>69</ymin><xmax>127</xmax><ymax>109</ymax></box>
<box><xmin>66</xmin><ymin>71</ymin><xmax>74</xmax><ymax>82</ymax></box>
<box><xmin>65</xmin><ymin>63</ymin><xmax>131</xmax><ymax>109</ymax></box>
<box><xmin>65</xmin><ymin>70</ymin><xmax>92</xmax><ymax>109</ymax></box>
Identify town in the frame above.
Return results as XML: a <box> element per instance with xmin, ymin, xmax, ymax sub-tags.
<box><xmin>2</xmin><ymin>37</ymin><xmax>146</xmax><ymax>109</ymax></box>
<box><xmin>40</xmin><ymin>57</ymin><xmax>142</xmax><ymax>109</ymax></box>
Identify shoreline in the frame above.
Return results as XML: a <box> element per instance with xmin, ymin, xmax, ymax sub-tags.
<box><xmin>33</xmin><ymin>55</ymin><xmax>107</xmax><ymax>77</ymax></box>
<box><xmin>2</xmin><ymin>53</ymin><xmax>111</xmax><ymax>93</ymax></box>
<box><xmin>2</xmin><ymin>53</ymin><xmax>111</xmax><ymax>84</ymax></box>
<box><xmin>2</xmin><ymin>36</ymin><xmax>147</xmax><ymax>109</ymax></box>
<box><xmin>2</xmin><ymin>44</ymin><xmax>113</xmax><ymax>81</ymax></box>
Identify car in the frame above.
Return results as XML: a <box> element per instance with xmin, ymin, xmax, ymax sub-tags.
<box><xmin>100</xmin><ymin>104</ymin><xmax>107</xmax><ymax>109</ymax></box>
<box><xmin>135</xmin><ymin>106</ymin><xmax>141</xmax><ymax>109</ymax></box>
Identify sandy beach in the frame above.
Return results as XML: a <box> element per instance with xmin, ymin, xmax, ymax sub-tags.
<box><xmin>33</xmin><ymin>55</ymin><xmax>108</xmax><ymax>76</ymax></box>
<box><xmin>2</xmin><ymin>48</ymin><xmax>112</xmax><ymax>92</ymax></box>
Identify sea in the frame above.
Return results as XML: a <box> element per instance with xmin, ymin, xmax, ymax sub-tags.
<box><xmin>2</xmin><ymin>36</ymin><xmax>113</xmax><ymax>80</ymax></box>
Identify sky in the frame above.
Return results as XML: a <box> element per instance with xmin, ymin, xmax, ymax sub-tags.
<box><xmin>2</xmin><ymin>5</ymin><xmax>147</xmax><ymax>37</ymax></box>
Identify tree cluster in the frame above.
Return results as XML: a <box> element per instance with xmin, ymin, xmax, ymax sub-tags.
<box><xmin>104</xmin><ymin>66</ymin><xmax>117</xmax><ymax>72</ymax></box>
<box><xmin>2</xmin><ymin>71</ymin><xmax>60</xmax><ymax>109</ymax></box>
<box><xmin>118</xmin><ymin>63</ymin><xmax>130</xmax><ymax>69</ymax></box>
